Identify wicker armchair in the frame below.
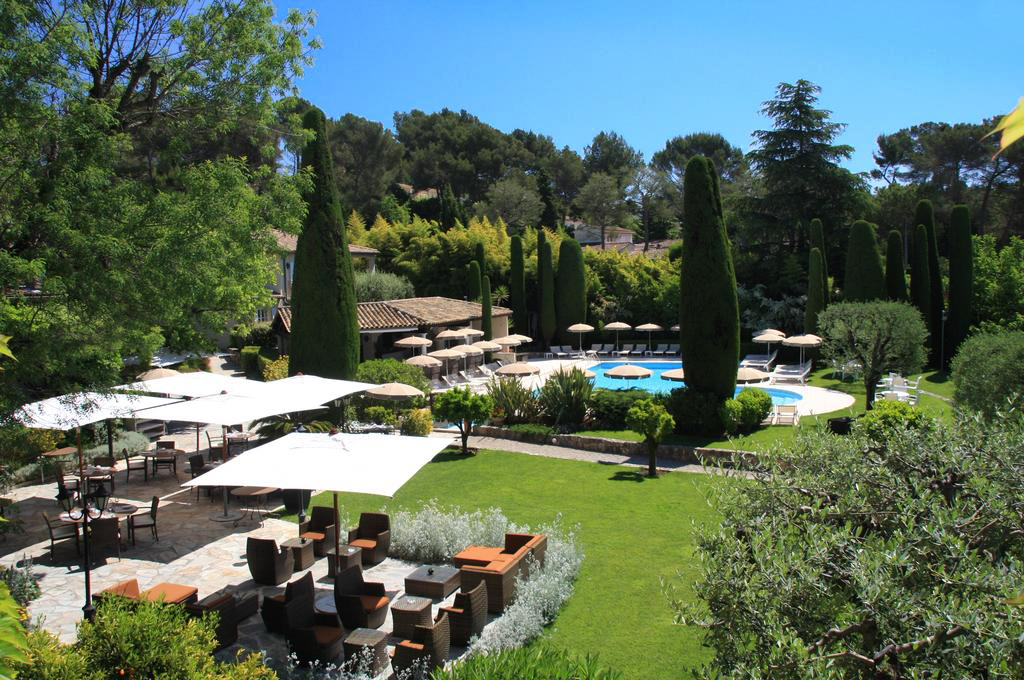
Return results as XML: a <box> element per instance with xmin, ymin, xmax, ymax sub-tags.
<box><xmin>261</xmin><ymin>571</ymin><xmax>314</xmax><ymax>633</ymax></box>
<box><xmin>346</xmin><ymin>512</ymin><xmax>390</xmax><ymax>565</ymax></box>
<box><xmin>298</xmin><ymin>506</ymin><xmax>337</xmax><ymax>558</ymax></box>
<box><xmin>333</xmin><ymin>565</ymin><xmax>389</xmax><ymax>629</ymax></box>
<box><xmin>284</xmin><ymin>594</ymin><xmax>345</xmax><ymax>665</ymax></box>
<box><xmin>246</xmin><ymin>537</ymin><xmax>294</xmax><ymax>586</ymax></box>
<box><xmin>391</xmin><ymin>611</ymin><xmax>450</xmax><ymax>675</ymax></box>
<box><xmin>439</xmin><ymin>581</ymin><xmax>487</xmax><ymax>646</ymax></box>
<box><xmin>186</xmin><ymin>590</ymin><xmax>259</xmax><ymax>650</ymax></box>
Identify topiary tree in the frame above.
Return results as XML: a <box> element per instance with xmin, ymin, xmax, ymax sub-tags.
<box><xmin>950</xmin><ymin>330</ymin><xmax>1024</xmax><ymax>418</ymax></box>
<box><xmin>842</xmin><ymin>220</ymin><xmax>885</xmax><ymax>302</ymax></box>
<box><xmin>909</xmin><ymin>223</ymin><xmax>931</xmax><ymax>324</ymax></box>
<box><xmin>946</xmin><ymin>205</ymin><xmax>973</xmax><ymax>361</ymax></box>
<box><xmin>466</xmin><ymin>260</ymin><xmax>481</xmax><ymax>302</ymax></box>
<box><xmin>555</xmin><ymin>238</ymin><xmax>586</xmax><ymax>345</ymax></box>
<box><xmin>804</xmin><ymin>247</ymin><xmax>825</xmax><ymax>334</ymax></box>
<box><xmin>818</xmin><ymin>301</ymin><xmax>928</xmax><ymax>409</ymax></box>
<box><xmin>808</xmin><ymin>217</ymin><xmax>829</xmax><ymax>303</ymax></box>
<box><xmin>625</xmin><ymin>399</ymin><xmax>675</xmax><ymax>478</ymax></box>
<box><xmin>509</xmin><ymin>235</ymin><xmax>527</xmax><ymax>333</ymax></box>
<box><xmin>289</xmin><ymin>106</ymin><xmax>360</xmax><ymax>379</ymax></box>
<box><xmin>885</xmin><ymin>230</ymin><xmax>908</xmax><ymax>301</ymax></box>
<box><xmin>917</xmin><ymin>199</ymin><xmax>944</xmax><ymax>365</ymax></box>
<box><xmin>481</xmin><ymin>274</ymin><xmax>493</xmax><ymax>340</ymax></box>
<box><xmin>538</xmin><ymin>235</ymin><xmax>556</xmax><ymax>347</ymax></box>
<box><xmin>432</xmin><ymin>386</ymin><xmax>494</xmax><ymax>455</ymax></box>
<box><xmin>679</xmin><ymin>155</ymin><xmax>739</xmax><ymax>402</ymax></box>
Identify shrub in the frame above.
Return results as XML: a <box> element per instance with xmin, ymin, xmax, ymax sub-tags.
<box><xmin>261</xmin><ymin>355</ymin><xmax>289</xmax><ymax>381</ymax></box>
<box><xmin>625</xmin><ymin>399</ymin><xmax>675</xmax><ymax>477</ymax></box>
<box><xmin>537</xmin><ymin>367</ymin><xmax>592</xmax><ymax>430</ymax></box>
<box><xmin>81</xmin><ymin>431</ymin><xmax>149</xmax><ymax>463</ymax></box>
<box><xmin>437</xmin><ymin>646</ymin><xmax>620</xmax><ymax>680</ymax></box>
<box><xmin>353</xmin><ymin>270</ymin><xmax>415</xmax><ymax>302</ymax></box>
<box><xmin>666</xmin><ymin>387</ymin><xmax>722</xmax><ymax>435</ymax></box>
<box><xmin>239</xmin><ymin>345</ymin><xmax>261</xmax><ymax>377</ymax></box>
<box><xmin>0</xmin><ymin>561</ymin><xmax>40</xmax><ymax>608</ymax></box>
<box><xmin>951</xmin><ymin>330</ymin><xmax>1024</xmax><ymax>418</ymax></box>
<box><xmin>735</xmin><ymin>388</ymin><xmax>772</xmax><ymax>431</ymax></box>
<box><xmin>388</xmin><ymin>500</ymin><xmax>520</xmax><ymax>564</ymax></box>
<box><xmin>486</xmin><ymin>377</ymin><xmax>541</xmax><ymax>425</ymax></box>
<box><xmin>363</xmin><ymin>406</ymin><xmax>395</xmax><ymax>426</ymax></box>
<box><xmin>399</xmin><ymin>408</ymin><xmax>433</xmax><ymax>436</ymax></box>
<box><xmin>854</xmin><ymin>400</ymin><xmax>933</xmax><ymax>442</ymax></box>
<box><xmin>503</xmin><ymin>423</ymin><xmax>555</xmax><ymax>438</ymax></box>
<box><xmin>587</xmin><ymin>389</ymin><xmax>649</xmax><ymax>428</ymax></box>
<box><xmin>432</xmin><ymin>387</ymin><xmax>494</xmax><ymax>455</ymax></box>
<box><xmin>354</xmin><ymin>359</ymin><xmax>429</xmax><ymax>401</ymax></box>
<box><xmin>718</xmin><ymin>399</ymin><xmax>744</xmax><ymax>436</ymax></box>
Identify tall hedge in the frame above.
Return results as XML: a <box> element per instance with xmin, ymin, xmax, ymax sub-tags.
<box><xmin>946</xmin><ymin>205</ymin><xmax>973</xmax><ymax>360</ymax></box>
<box><xmin>805</xmin><ymin>247</ymin><xmax>825</xmax><ymax>335</ymax></box>
<box><xmin>466</xmin><ymin>260</ymin><xmax>481</xmax><ymax>302</ymax></box>
<box><xmin>843</xmin><ymin>220</ymin><xmax>885</xmax><ymax>302</ymax></box>
<box><xmin>808</xmin><ymin>217</ymin><xmax>829</xmax><ymax>303</ymax></box>
<box><xmin>885</xmin><ymin>230</ymin><xmax>908</xmax><ymax>301</ymax></box>
<box><xmin>917</xmin><ymin>199</ymin><xmax>944</xmax><ymax>365</ymax></box>
<box><xmin>555</xmin><ymin>238</ymin><xmax>586</xmax><ymax>345</ymax></box>
<box><xmin>289</xmin><ymin>106</ymin><xmax>360</xmax><ymax>379</ymax></box>
<box><xmin>910</xmin><ymin>224</ymin><xmax>931</xmax><ymax>328</ymax></box>
<box><xmin>481</xmin><ymin>274</ymin><xmax>492</xmax><ymax>340</ymax></box>
<box><xmin>679</xmin><ymin>156</ymin><xmax>739</xmax><ymax>401</ymax></box>
<box><xmin>538</xmin><ymin>236</ymin><xmax>556</xmax><ymax>347</ymax></box>
<box><xmin>509</xmin><ymin>235</ymin><xmax>527</xmax><ymax>333</ymax></box>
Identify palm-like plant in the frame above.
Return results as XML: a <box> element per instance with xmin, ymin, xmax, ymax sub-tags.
<box><xmin>537</xmin><ymin>367</ymin><xmax>592</xmax><ymax>430</ymax></box>
<box><xmin>253</xmin><ymin>413</ymin><xmax>334</xmax><ymax>441</ymax></box>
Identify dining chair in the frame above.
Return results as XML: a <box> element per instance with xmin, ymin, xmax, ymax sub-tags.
<box><xmin>89</xmin><ymin>516</ymin><xmax>122</xmax><ymax>562</ymax></box>
<box><xmin>42</xmin><ymin>513</ymin><xmax>79</xmax><ymax>560</ymax></box>
<box><xmin>128</xmin><ymin>496</ymin><xmax>160</xmax><ymax>545</ymax></box>
<box><xmin>89</xmin><ymin>456</ymin><xmax>116</xmax><ymax>494</ymax></box>
<box><xmin>122</xmin><ymin>448</ymin><xmax>147</xmax><ymax>482</ymax></box>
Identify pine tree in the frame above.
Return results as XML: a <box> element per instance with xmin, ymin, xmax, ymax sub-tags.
<box><xmin>538</xmin><ymin>234</ymin><xmax>556</xmax><ymax>346</ymax></box>
<box><xmin>289</xmin><ymin>106</ymin><xmax>360</xmax><ymax>379</ymax></box>
<box><xmin>808</xmin><ymin>217</ymin><xmax>829</xmax><ymax>303</ymax></box>
<box><xmin>946</xmin><ymin>205</ymin><xmax>973</xmax><ymax>361</ymax></box>
<box><xmin>537</xmin><ymin>168</ymin><xmax>560</xmax><ymax>229</ymax></box>
<box><xmin>679</xmin><ymin>156</ymin><xmax>739</xmax><ymax>401</ymax></box>
<box><xmin>917</xmin><ymin>199</ymin><xmax>944</xmax><ymax>365</ymax></box>
<box><xmin>509</xmin><ymin>235</ymin><xmax>527</xmax><ymax>333</ymax></box>
<box><xmin>885</xmin><ymin>230</ymin><xmax>908</xmax><ymax>301</ymax></box>
<box><xmin>910</xmin><ymin>223</ymin><xmax>932</xmax><ymax>328</ymax></box>
<box><xmin>805</xmin><ymin>248</ymin><xmax>825</xmax><ymax>334</ymax></box>
<box><xmin>481</xmin><ymin>274</ymin><xmax>493</xmax><ymax>340</ymax></box>
<box><xmin>555</xmin><ymin>238</ymin><xmax>586</xmax><ymax>345</ymax></box>
<box><xmin>843</xmin><ymin>220</ymin><xmax>886</xmax><ymax>302</ymax></box>
<box><xmin>466</xmin><ymin>260</ymin><xmax>481</xmax><ymax>302</ymax></box>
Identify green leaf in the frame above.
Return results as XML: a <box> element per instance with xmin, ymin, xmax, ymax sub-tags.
<box><xmin>986</xmin><ymin>97</ymin><xmax>1024</xmax><ymax>156</ymax></box>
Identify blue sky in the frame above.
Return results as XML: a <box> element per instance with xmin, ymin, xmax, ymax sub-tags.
<box><xmin>279</xmin><ymin>0</ymin><xmax>1022</xmax><ymax>175</ymax></box>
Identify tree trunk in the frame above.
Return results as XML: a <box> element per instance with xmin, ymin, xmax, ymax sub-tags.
<box><xmin>865</xmin><ymin>374</ymin><xmax>878</xmax><ymax>410</ymax></box>
<box><xmin>460</xmin><ymin>422</ymin><xmax>469</xmax><ymax>455</ymax></box>
<box><xmin>648</xmin><ymin>442</ymin><xmax>658</xmax><ymax>478</ymax></box>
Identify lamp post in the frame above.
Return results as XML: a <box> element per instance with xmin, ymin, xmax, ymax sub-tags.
<box><xmin>62</xmin><ymin>478</ymin><xmax>107</xmax><ymax>622</ymax></box>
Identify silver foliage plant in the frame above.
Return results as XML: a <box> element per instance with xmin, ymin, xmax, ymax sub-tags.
<box><xmin>387</xmin><ymin>500</ymin><xmax>519</xmax><ymax>564</ymax></box>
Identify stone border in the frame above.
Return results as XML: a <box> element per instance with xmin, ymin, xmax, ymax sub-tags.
<box><xmin>473</xmin><ymin>425</ymin><xmax>760</xmax><ymax>468</ymax></box>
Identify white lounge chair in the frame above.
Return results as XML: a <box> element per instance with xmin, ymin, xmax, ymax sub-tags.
<box><xmin>664</xmin><ymin>344</ymin><xmax>680</xmax><ymax>357</ymax></box>
<box><xmin>629</xmin><ymin>344</ymin><xmax>647</xmax><ymax>356</ymax></box>
<box><xmin>740</xmin><ymin>350</ymin><xmax>777</xmax><ymax>371</ymax></box>
<box><xmin>649</xmin><ymin>344</ymin><xmax>669</xmax><ymax>357</ymax></box>
<box><xmin>615</xmin><ymin>344</ymin><xmax>634</xmax><ymax>357</ymax></box>
<box><xmin>773</xmin><ymin>404</ymin><xmax>800</xmax><ymax>425</ymax></box>
<box><xmin>769</xmin><ymin>361</ymin><xmax>812</xmax><ymax>385</ymax></box>
<box><xmin>550</xmin><ymin>346</ymin><xmax>569</xmax><ymax>359</ymax></box>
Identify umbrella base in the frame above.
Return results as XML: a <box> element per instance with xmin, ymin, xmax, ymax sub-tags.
<box><xmin>210</xmin><ymin>511</ymin><xmax>244</xmax><ymax>523</ymax></box>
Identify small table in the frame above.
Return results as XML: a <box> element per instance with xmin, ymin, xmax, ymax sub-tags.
<box><xmin>143</xmin><ymin>582</ymin><xmax>198</xmax><ymax>605</ymax></box>
<box><xmin>405</xmin><ymin>564</ymin><xmax>461</xmax><ymax>599</ymax></box>
<box><xmin>326</xmin><ymin>545</ymin><xmax>362</xmax><ymax>577</ymax></box>
<box><xmin>225</xmin><ymin>432</ymin><xmax>252</xmax><ymax>456</ymax></box>
<box><xmin>58</xmin><ymin>509</ymin><xmax>118</xmax><ymax>525</ymax></box>
<box><xmin>281</xmin><ymin>536</ymin><xmax>315</xmax><ymax>572</ymax></box>
<box><xmin>314</xmin><ymin>593</ymin><xmax>336</xmax><ymax>616</ymax></box>
<box><xmin>391</xmin><ymin>595</ymin><xmax>432</xmax><ymax>639</ymax></box>
<box><xmin>343</xmin><ymin>628</ymin><xmax>388</xmax><ymax>676</ymax></box>
<box><xmin>141</xmin><ymin>449</ymin><xmax>183</xmax><ymax>479</ymax></box>
<box><xmin>230</xmin><ymin>486</ymin><xmax>277</xmax><ymax>522</ymax></box>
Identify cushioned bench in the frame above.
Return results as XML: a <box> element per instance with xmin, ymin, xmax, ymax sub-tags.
<box><xmin>453</xmin><ymin>533</ymin><xmax>546</xmax><ymax>613</ymax></box>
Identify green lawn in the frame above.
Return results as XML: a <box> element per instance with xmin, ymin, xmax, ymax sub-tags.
<box><xmin>294</xmin><ymin>450</ymin><xmax>718</xmax><ymax>679</ymax></box>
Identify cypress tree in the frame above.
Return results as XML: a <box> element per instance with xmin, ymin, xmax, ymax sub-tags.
<box><xmin>917</xmin><ymin>199</ymin><xmax>944</xmax><ymax>364</ymax></box>
<box><xmin>538</xmin><ymin>236</ymin><xmax>556</xmax><ymax>347</ymax></box>
<box><xmin>474</xmin><ymin>242</ymin><xmax>486</xmax><ymax>277</ymax></box>
<box><xmin>439</xmin><ymin>183</ymin><xmax>461</xmax><ymax>231</ymax></box>
<box><xmin>805</xmin><ymin>248</ymin><xmax>825</xmax><ymax>334</ymax></box>
<box><xmin>289</xmin><ymin>106</ymin><xmax>360</xmax><ymax>379</ymax></box>
<box><xmin>843</xmin><ymin>220</ymin><xmax>886</xmax><ymax>302</ymax></box>
<box><xmin>808</xmin><ymin>218</ymin><xmax>829</xmax><ymax>303</ymax></box>
<box><xmin>679</xmin><ymin>156</ymin><xmax>739</xmax><ymax>401</ymax></box>
<box><xmin>509</xmin><ymin>235</ymin><xmax>527</xmax><ymax>333</ymax></box>
<box><xmin>555</xmin><ymin>238</ymin><xmax>586</xmax><ymax>345</ymax></box>
<box><xmin>466</xmin><ymin>261</ymin><xmax>481</xmax><ymax>302</ymax></box>
<box><xmin>537</xmin><ymin>168</ymin><xmax>560</xmax><ymax>229</ymax></box>
<box><xmin>910</xmin><ymin>224</ymin><xmax>931</xmax><ymax>327</ymax></box>
<box><xmin>885</xmin><ymin>230</ymin><xmax>908</xmax><ymax>301</ymax></box>
<box><xmin>946</xmin><ymin>205</ymin><xmax>973</xmax><ymax>360</ymax></box>
<box><xmin>481</xmin><ymin>274</ymin><xmax>493</xmax><ymax>340</ymax></box>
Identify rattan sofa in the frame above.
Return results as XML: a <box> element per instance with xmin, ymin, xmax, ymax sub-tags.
<box><xmin>453</xmin><ymin>533</ymin><xmax>547</xmax><ymax>613</ymax></box>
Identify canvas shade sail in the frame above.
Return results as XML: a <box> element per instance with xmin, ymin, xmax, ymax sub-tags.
<box><xmin>15</xmin><ymin>392</ymin><xmax>180</xmax><ymax>430</ymax></box>
<box><xmin>115</xmin><ymin>372</ymin><xmax>271</xmax><ymax>398</ymax></box>
<box><xmin>135</xmin><ymin>392</ymin><xmax>325</xmax><ymax>427</ymax></box>
<box><xmin>260</xmin><ymin>375</ymin><xmax>374</xmax><ymax>405</ymax></box>
<box><xmin>184</xmin><ymin>432</ymin><xmax>454</xmax><ymax>497</ymax></box>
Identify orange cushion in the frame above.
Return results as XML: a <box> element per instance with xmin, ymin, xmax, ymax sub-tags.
<box><xmin>399</xmin><ymin>641</ymin><xmax>424</xmax><ymax>651</ymax></box>
<box><xmin>350</xmin><ymin>538</ymin><xmax>377</xmax><ymax>550</ymax></box>
<box><xmin>301</xmin><ymin>531</ymin><xmax>325</xmax><ymax>542</ymax></box>
<box><xmin>143</xmin><ymin>583</ymin><xmax>198</xmax><ymax>603</ymax></box>
<box><xmin>359</xmin><ymin>595</ymin><xmax>389</xmax><ymax>612</ymax></box>
<box><xmin>103</xmin><ymin>579</ymin><xmax>140</xmax><ymax>599</ymax></box>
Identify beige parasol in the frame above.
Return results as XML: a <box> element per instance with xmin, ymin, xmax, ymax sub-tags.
<box><xmin>670</xmin><ymin>324</ymin><xmax>680</xmax><ymax>332</ymax></box>
<box><xmin>449</xmin><ymin>344</ymin><xmax>483</xmax><ymax>355</ymax></box>
<box><xmin>136</xmin><ymin>367</ymin><xmax>180</xmax><ymax>381</ymax></box>
<box><xmin>583</xmin><ymin>369</ymin><xmax>596</xmax><ymax>379</ymax></box>
<box><xmin>736</xmin><ymin>367</ymin><xmax>770</xmax><ymax>383</ymax></box>
<box><xmin>604</xmin><ymin>321</ymin><xmax>631</xmax><ymax>352</ymax></box>
<box><xmin>428</xmin><ymin>347</ymin><xmax>466</xmax><ymax>375</ymax></box>
<box><xmin>782</xmin><ymin>334</ymin><xmax>822</xmax><ymax>364</ymax></box>
<box><xmin>492</xmin><ymin>336</ymin><xmax>522</xmax><ymax>347</ymax></box>
<box><xmin>394</xmin><ymin>336</ymin><xmax>433</xmax><ymax>348</ymax></box>
<box><xmin>457</xmin><ymin>327</ymin><xmax>485</xmax><ymax>338</ymax></box>
<box><xmin>472</xmin><ymin>340</ymin><xmax>502</xmax><ymax>351</ymax></box>
<box><xmin>753</xmin><ymin>331</ymin><xmax>785</xmax><ymax>354</ymax></box>
<box><xmin>435</xmin><ymin>329</ymin><xmax>468</xmax><ymax>345</ymax></box>
<box><xmin>507</xmin><ymin>334</ymin><xmax>532</xmax><ymax>343</ymax></box>
<box><xmin>404</xmin><ymin>355</ymin><xmax>442</xmax><ymax>368</ymax></box>
<box><xmin>605</xmin><ymin>363</ymin><xmax>652</xmax><ymax>379</ymax></box>
<box><xmin>635</xmin><ymin>322</ymin><xmax>664</xmax><ymax>349</ymax></box>
<box><xmin>660</xmin><ymin>367</ymin><xmax>686</xmax><ymax>382</ymax></box>
<box><xmin>495</xmin><ymin>362</ymin><xmax>540</xmax><ymax>376</ymax></box>
<box><xmin>566</xmin><ymin>323</ymin><xmax>595</xmax><ymax>353</ymax></box>
<box><xmin>365</xmin><ymin>382</ymin><xmax>425</xmax><ymax>400</ymax></box>
<box><xmin>757</xmin><ymin>328</ymin><xmax>786</xmax><ymax>337</ymax></box>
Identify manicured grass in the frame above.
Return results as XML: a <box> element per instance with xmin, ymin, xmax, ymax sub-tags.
<box><xmin>293</xmin><ymin>450</ymin><xmax>718</xmax><ymax>680</ymax></box>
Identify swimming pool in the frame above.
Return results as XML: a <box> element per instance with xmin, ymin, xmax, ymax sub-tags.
<box><xmin>588</xmin><ymin>361</ymin><xmax>803</xmax><ymax>405</ymax></box>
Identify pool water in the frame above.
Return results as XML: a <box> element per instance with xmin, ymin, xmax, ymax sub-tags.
<box><xmin>588</xmin><ymin>361</ymin><xmax>803</xmax><ymax>405</ymax></box>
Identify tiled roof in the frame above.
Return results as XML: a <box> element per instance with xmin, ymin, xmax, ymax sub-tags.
<box><xmin>273</xmin><ymin>296</ymin><xmax>510</xmax><ymax>334</ymax></box>
<box><xmin>583</xmin><ymin>239</ymin><xmax>681</xmax><ymax>259</ymax></box>
<box><xmin>273</xmin><ymin>230</ymin><xmax>378</xmax><ymax>255</ymax></box>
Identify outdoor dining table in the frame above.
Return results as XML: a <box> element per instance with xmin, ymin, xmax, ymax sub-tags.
<box><xmin>225</xmin><ymin>432</ymin><xmax>253</xmax><ymax>456</ymax></box>
<box><xmin>140</xmin><ymin>449</ymin><xmax>185</xmax><ymax>480</ymax></box>
<box><xmin>229</xmin><ymin>486</ymin><xmax>277</xmax><ymax>523</ymax></box>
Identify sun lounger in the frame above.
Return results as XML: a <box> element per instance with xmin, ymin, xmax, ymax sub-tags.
<box><xmin>769</xmin><ymin>361</ymin><xmax>812</xmax><ymax>385</ymax></box>
<box><xmin>773</xmin><ymin>404</ymin><xmax>800</xmax><ymax>425</ymax></box>
<box><xmin>549</xmin><ymin>346</ymin><xmax>569</xmax><ymax>359</ymax></box>
<box><xmin>664</xmin><ymin>344</ymin><xmax>680</xmax><ymax>357</ymax></box>
<box><xmin>429</xmin><ymin>378</ymin><xmax>447</xmax><ymax>392</ymax></box>
<box><xmin>614</xmin><ymin>344</ymin><xmax>634</xmax><ymax>357</ymax></box>
<box><xmin>649</xmin><ymin>344</ymin><xmax>669</xmax><ymax>356</ymax></box>
<box><xmin>598</xmin><ymin>344</ymin><xmax>616</xmax><ymax>357</ymax></box>
<box><xmin>588</xmin><ymin>344</ymin><xmax>603</xmax><ymax>356</ymax></box>
<box><xmin>629</xmin><ymin>344</ymin><xmax>647</xmax><ymax>356</ymax></box>
<box><xmin>740</xmin><ymin>350</ymin><xmax>777</xmax><ymax>371</ymax></box>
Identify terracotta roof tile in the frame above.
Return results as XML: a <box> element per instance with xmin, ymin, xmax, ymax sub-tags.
<box><xmin>357</xmin><ymin>301</ymin><xmax>422</xmax><ymax>330</ymax></box>
<box><xmin>273</xmin><ymin>296</ymin><xmax>509</xmax><ymax>334</ymax></box>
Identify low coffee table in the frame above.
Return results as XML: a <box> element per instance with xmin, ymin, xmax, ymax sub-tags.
<box><xmin>326</xmin><ymin>545</ymin><xmax>362</xmax><ymax>577</ymax></box>
<box><xmin>404</xmin><ymin>564</ymin><xmax>460</xmax><ymax>599</ymax></box>
<box><xmin>281</xmin><ymin>536</ymin><xmax>315</xmax><ymax>572</ymax></box>
<box><xmin>343</xmin><ymin>628</ymin><xmax>388</xmax><ymax>676</ymax></box>
<box><xmin>390</xmin><ymin>595</ymin><xmax>432</xmax><ymax>639</ymax></box>
<box><xmin>314</xmin><ymin>593</ymin><xmax>336</xmax><ymax>616</ymax></box>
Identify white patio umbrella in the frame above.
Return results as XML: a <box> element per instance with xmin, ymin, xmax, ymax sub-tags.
<box><xmin>604</xmin><ymin>321</ymin><xmax>632</xmax><ymax>352</ymax></box>
<box><xmin>491</xmin><ymin>336</ymin><xmax>522</xmax><ymax>347</ymax></box>
<box><xmin>115</xmin><ymin>371</ymin><xmax>271</xmax><ymax>398</ymax></box>
<box><xmin>184</xmin><ymin>432</ymin><xmax>455</xmax><ymax>556</ymax></box>
<box><xmin>566</xmin><ymin>323</ymin><xmax>594</xmax><ymax>353</ymax></box>
<box><xmin>457</xmin><ymin>327</ymin><xmax>485</xmax><ymax>339</ymax></box>
<box><xmin>136</xmin><ymin>367</ymin><xmax>180</xmax><ymax>381</ymax></box>
<box><xmin>435</xmin><ymin>329</ymin><xmax>467</xmax><ymax>346</ymax></box>
<box><xmin>660</xmin><ymin>367</ymin><xmax>686</xmax><ymax>382</ymax></box>
<box><xmin>670</xmin><ymin>324</ymin><xmax>680</xmax><ymax>332</ymax></box>
<box><xmin>471</xmin><ymin>340</ymin><xmax>502</xmax><ymax>351</ymax></box>
<box><xmin>605</xmin><ymin>364</ymin><xmax>652</xmax><ymax>380</ymax></box>
<box><xmin>262</xmin><ymin>374</ymin><xmax>374</xmax><ymax>405</ymax></box>
<box><xmin>507</xmin><ymin>334</ymin><xmax>532</xmax><ymax>343</ymax></box>
<box><xmin>736</xmin><ymin>367</ymin><xmax>771</xmax><ymax>383</ymax></box>
<box><xmin>757</xmin><ymin>328</ymin><xmax>786</xmax><ymax>338</ymax></box>
<box><xmin>428</xmin><ymin>348</ymin><xmax>466</xmax><ymax>376</ymax></box>
<box><xmin>365</xmin><ymin>383</ymin><xmax>425</xmax><ymax>401</ymax></box>
<box><xmin>394</xmin><ymin>336</ymin><xmax>433</xmax><ymax>355</ymax></box>
<box><xmin>782</xmin><ymin>334</ymin><xmax>822</xmax><ymax>364</ymax></box>
<box><xmin>495</xmin><ymin>362</ymin><xmax>540</xmax><ymax>377</ymax></box>
<box><xmin>753</xmin><ymin>331</ymin><xmax>786</xmax><ymax>354</ymax></box>
<box><xmin>405</xmin><ymin>355</ymin><xmax>442</xmax><ymax>368</ymax></box>
<box><xmin>635</xmin><ymin>323</ymin><xmax>664</xmax><ymax>349</ymax></box>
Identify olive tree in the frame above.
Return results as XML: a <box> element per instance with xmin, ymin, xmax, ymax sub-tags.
<box><xmin>625</xmin><ymin>399</ymin><xmax>674</xmax><ymax>478</ymax></box>
<box><xmin>672</xmin><ymin>410</ymin><xmax>1024</xmax><ymax>678</ymax></box>
<box><xmin>432</xmin><ymin>387</ymin><xmax>494</xmax><ymax>455</ymax></box>
<box><xmin>817</xmin><ymin>301</ymin><xmax>927</xmax><ymax>409</ymax></box>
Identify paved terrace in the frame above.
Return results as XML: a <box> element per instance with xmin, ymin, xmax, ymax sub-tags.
<box><xmin>0</xmin><ymin>450</ymin><xmax>491</xmax><ymax>675</ymax></box>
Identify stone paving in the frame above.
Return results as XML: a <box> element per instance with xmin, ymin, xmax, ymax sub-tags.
<box><xmin>0</xmin><ymin>457</ymin><xmax>487</xmax><ymax>676</ymax></box>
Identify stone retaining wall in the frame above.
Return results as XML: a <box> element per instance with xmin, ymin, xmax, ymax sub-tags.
<box><xmin>474</xmin><ymin>425</ymin><xmax>760</xmax><ymax>467</ymax></box>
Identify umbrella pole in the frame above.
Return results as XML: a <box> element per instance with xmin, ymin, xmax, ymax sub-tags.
<box><xmin>211</xmin><ymin>425</ymin><xmax>243</xmax><ymax>523</ymax></box>
<box><xmin>105</xmin><ymin>420</ymin><xmax>113</xmax><ymax>458</ymax></box>
<box><xmin>334</xmin><ymin>492</ymin><xmax>340</xmax><ymax>558</ymax></box>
